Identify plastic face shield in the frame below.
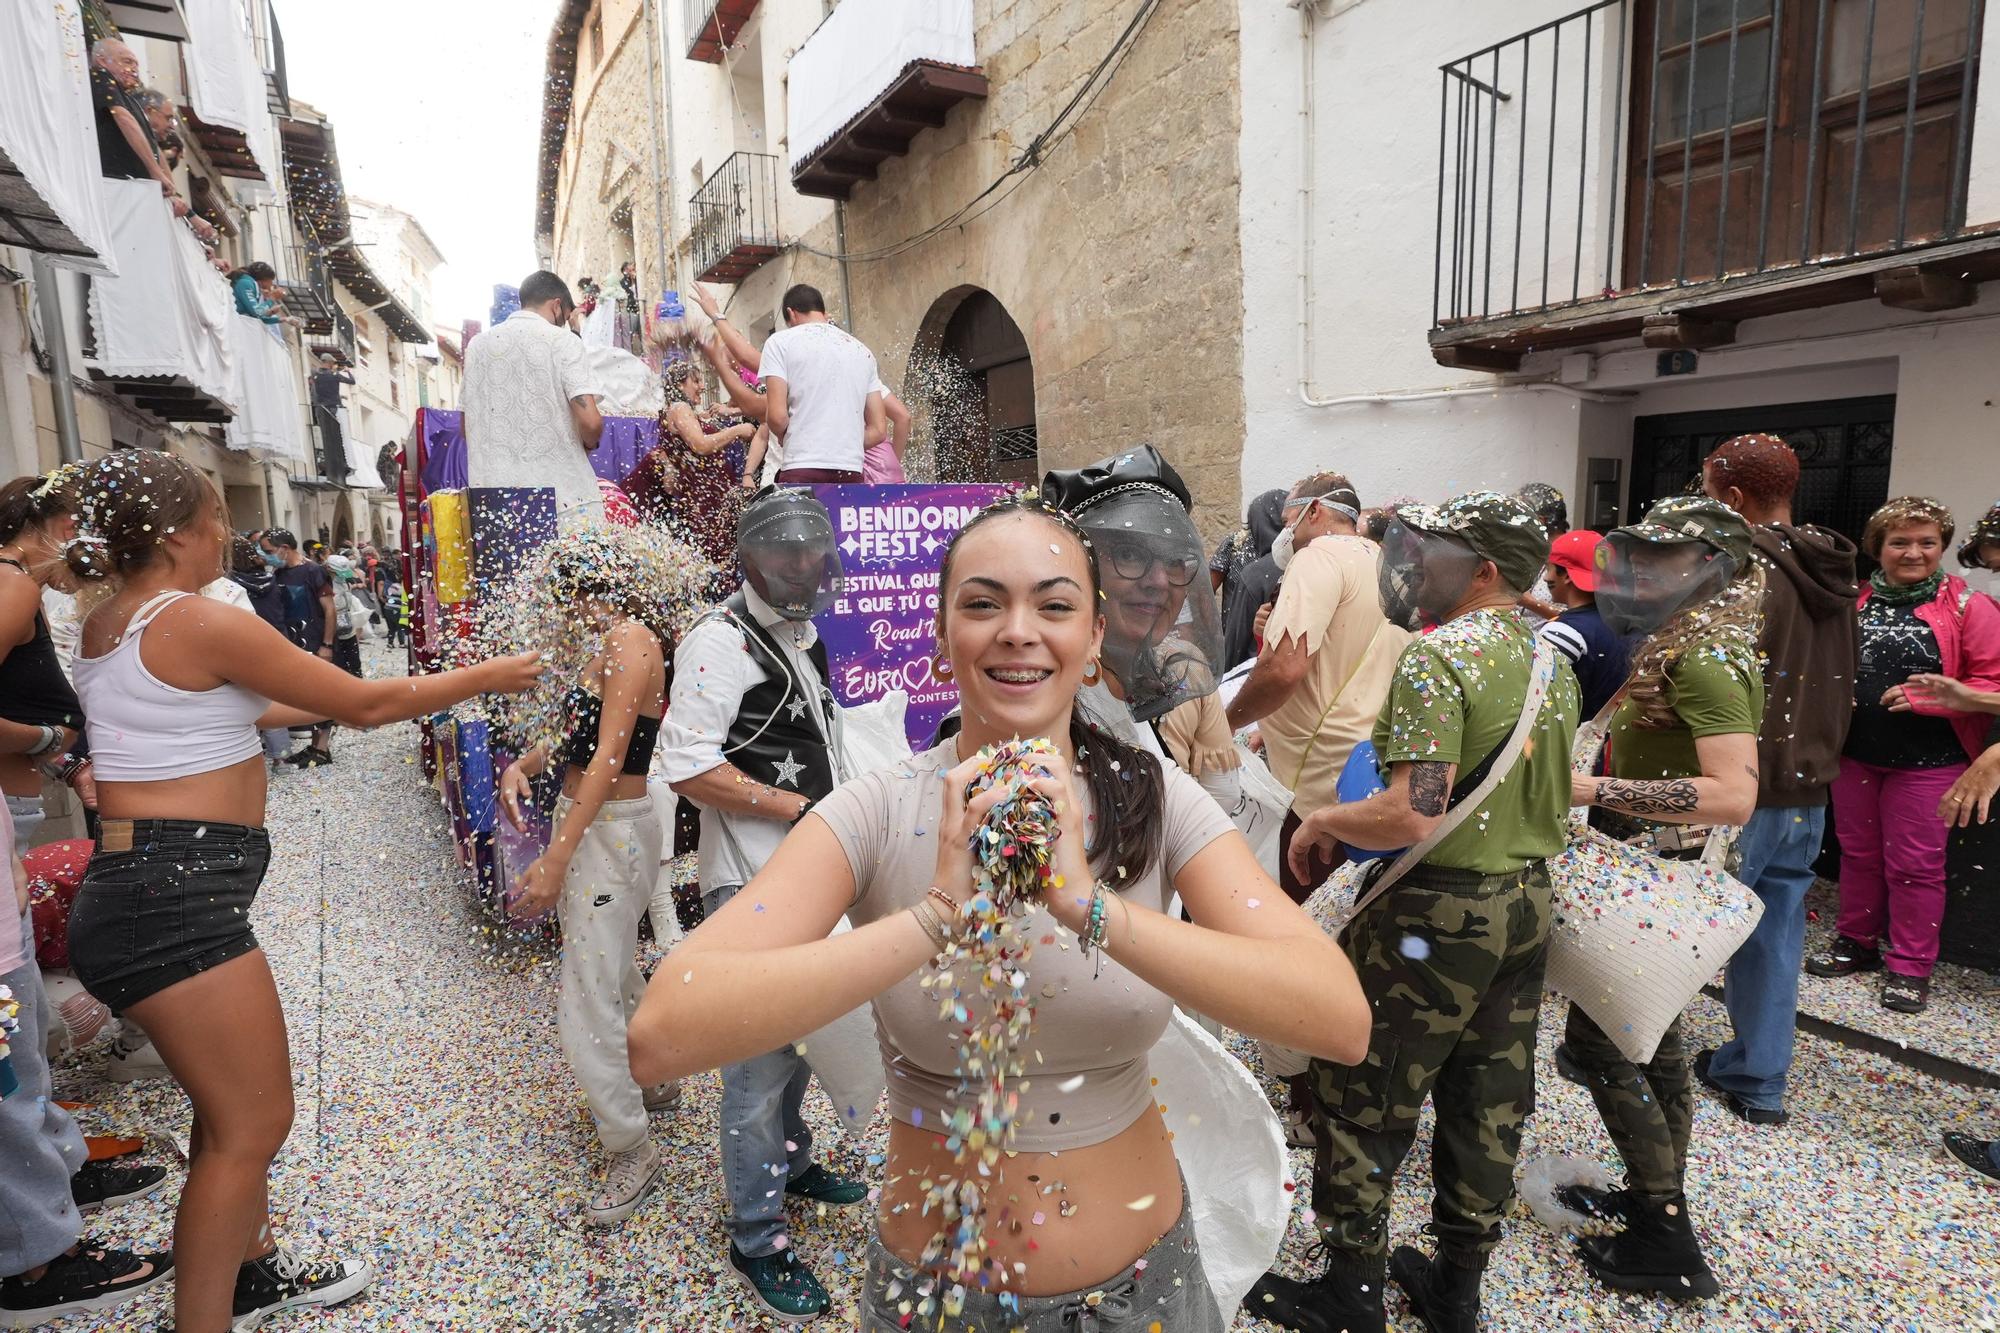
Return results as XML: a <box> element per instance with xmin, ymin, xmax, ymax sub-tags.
<box><xmin>1592</xmin><ymin>531</ymin><xmax>1737</xmax><ymax>637</ymax></box>
<box><xmin>1076</xmin><ymin>493</ymin><xmax>1223</xmax><ymax>723</ymax></box>
<box><xmin>1376</xmin><ymin>520</ymin><xmax>1484</xmax><ymax>631</ymax></box>
<box><xmin>739</xmin><ymin>499</ymin><xmax>843</xmax><ymax>622</ymax></box>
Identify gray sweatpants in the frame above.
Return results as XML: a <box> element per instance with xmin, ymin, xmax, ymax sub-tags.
<box><xmin>1</xmin><ymin>907</ymin><xmax>86</xmax><ymax>1276</ymax></box>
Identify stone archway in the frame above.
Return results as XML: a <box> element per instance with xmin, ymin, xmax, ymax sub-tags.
<box><xmin>907</xmin><ymin>287</ymin><xmax>1037</xmax><ymax>486</ymax></box>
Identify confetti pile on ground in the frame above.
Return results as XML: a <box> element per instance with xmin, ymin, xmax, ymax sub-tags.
<box><xmin>39</xmin><ymin>648</ymin><xmax>2000</xmax><ymax>1330</ymax></box>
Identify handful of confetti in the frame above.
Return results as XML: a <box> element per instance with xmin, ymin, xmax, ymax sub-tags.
<box><xmin>0</xmin><ymin>984</ymin><xmax>19</xmax><ymax>1100</ymax></box>
<box><xmin>918</xmin><ymin>737</ymin><xmax>1063</xmax><ymax>1293</ymax></box>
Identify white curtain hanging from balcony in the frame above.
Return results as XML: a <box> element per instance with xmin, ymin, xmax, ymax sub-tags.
<box><xmin>224</xmin><ymin>315</ymin><xmax>307</xmax><ymax>460</ymax></box>
<box><xmin>86</xmin><ymin>177</ymin><xmax>239</xmax><ymax>410</ymax></box>
<box><xmin>786</xmin><ymin>0</ymin><xmax>976</xmax><ymax>172</ymax></box>
<box><xmin>0</xmin><ymin>0</ymin><xmax>118</xmax><ymax>274</ymax></box>
<box><xmin>185</xmin><ymin>0</ymin><xmax>280</xmax><ymax>193</ymax></box>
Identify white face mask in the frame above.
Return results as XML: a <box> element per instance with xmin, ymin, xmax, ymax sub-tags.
<box><xmin>1272</xmin><ymin>521</ymin><xmax>1299</xmax><ymax>571</ymax></box>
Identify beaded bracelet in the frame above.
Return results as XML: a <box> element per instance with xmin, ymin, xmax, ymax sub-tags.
<box><xmin>925</xmin><ymin>886</ymin><xmax>960</xmax><ymax>921</ymax></box>
<box><xmin>1081</xmin><ymin>883</ymin><xmax>1111</xmax><ymax>977</ymax></box>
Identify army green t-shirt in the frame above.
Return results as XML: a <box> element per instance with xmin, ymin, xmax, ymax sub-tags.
<box><xmin>1606</xmin><ymin>634</ymin><xmax>1764</xmax><ymax>781</ymax></box>
<box><xmin>1371</xmin><ymin>608</ymin><xmax>1582</xmax><ymax>874</ymax></box>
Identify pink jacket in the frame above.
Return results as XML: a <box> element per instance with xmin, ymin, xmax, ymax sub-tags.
<box><xmin>1857</xmin><ymin>573</ymin><xmax>2000</xmax><ymax>761</ymax></box>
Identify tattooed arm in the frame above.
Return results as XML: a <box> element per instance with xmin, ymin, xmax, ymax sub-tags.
<box><xmin>1571</xmin><ymin>731</ymin><xmax>1758</xmax><ymax>825</ymax></box>
<box><xmin>1290</xmin><ymin>759</ymin><xmax>1457</xmax><ymax>879</ymax></box>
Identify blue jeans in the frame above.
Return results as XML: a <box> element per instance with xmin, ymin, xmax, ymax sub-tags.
<box><xmin>703</xmin><ymin>883</ymin><xmax>815</xmax><ymax>1258</ymax></box>
<box><xmin>1707</xmin><ymin>804</ymin><xmax>1826</xmax><ymax>1112</ymax></box>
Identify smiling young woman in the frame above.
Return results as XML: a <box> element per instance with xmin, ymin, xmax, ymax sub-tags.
<box><xmin>627</xmin><ymin>492</ymin><xmax>1370</xmax><ymax>1331</ymax></box>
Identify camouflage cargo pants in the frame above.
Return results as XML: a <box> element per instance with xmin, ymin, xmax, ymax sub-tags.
<box><xmin>1308</xmin><ymin>859</ymin><xmax>1551</xmax><ymax>1259</ymax></box>
<box><xmin>1560</xmin><ymin>1005</ymin><xmax>1692</xmax><ymax>1199</ymax></box>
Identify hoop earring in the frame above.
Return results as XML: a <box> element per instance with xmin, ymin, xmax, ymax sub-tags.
<box><xmin>1080</xmin><ymin>658</ymin><xmax>1101</xmax><ymax>687</ymax></box>
<box><xmin>931</xmin><ymin>657</ymin><xmax>953</xmax><ymax>683</ymax></box>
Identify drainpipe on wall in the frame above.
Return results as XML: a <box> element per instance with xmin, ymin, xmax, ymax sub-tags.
<box><xmin>642</xmin><ymin>0</ymin><xmax>678</xmax><ymax>290</ymax></box>
<box><xmin>30</xmin><ymin>257</ymin><xmax>83</xmax><ymax>463</ymax></box>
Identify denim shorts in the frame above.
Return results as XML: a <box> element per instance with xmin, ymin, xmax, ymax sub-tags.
<box><xmin>67</xmin><ymin>818</ymin><xmax>271</xmax><ymax>1011</ymax></box>
<box><xmin>858</xmin><ymin>1191</ymin><xmax>1222</xmax><ymax>1332</ymax></box>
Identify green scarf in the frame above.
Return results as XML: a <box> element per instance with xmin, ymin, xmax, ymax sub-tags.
<box><xmin>1869</xmin><ymin>567</ymin><xmax>1944</xmax><ymax>606</ymax></box>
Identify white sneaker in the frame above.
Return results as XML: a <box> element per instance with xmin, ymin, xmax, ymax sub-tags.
<box><xmin>1282</xmin><ymin>1109</ymin><xmax>1316</xmax><ymax>1149</ymax></box>
<box><xmin>107</xmin><ymin>1034</ymin><xmax>171</xmax><ymax>1083</ymax></box>
<box><xmin>642</xmin><ymin>1080</ymin><xmax>683</xmax><ymax>1114</ymax></box>
<box><xmin>585</xmin><ymin>1141</ymin><xmax>662</xmax><ymax>1228</ymax></box>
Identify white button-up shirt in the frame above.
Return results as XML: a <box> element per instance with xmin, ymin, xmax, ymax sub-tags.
<box><xmin>659</xmin><ymin>587</ymin><xmax>831</xmax><ymax>891</ymax></box>
<box><xmin>463</xmin><ymin>310</ymin><xmax>606</xmax><ymax>524</ymax></box>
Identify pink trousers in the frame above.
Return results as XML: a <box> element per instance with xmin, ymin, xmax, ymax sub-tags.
<box><xmin>1830</xmin><ymin>756</ymin><xmax>1967</xmax><ymax>978</ymax></box>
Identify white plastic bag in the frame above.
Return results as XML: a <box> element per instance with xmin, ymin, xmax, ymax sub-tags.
<box><xmin>1150</xmin><ymin>1009</ymin><xmax>1292</xmax><ymax>1325</ymax></box>
<box><xmin>798</xmin><ymin>918</ymin><xmax>886</xmax><ymax>1138</ymax></box>
<box><xmin>1232</xmin><ymin>742</ymin><xmax>1293</xmax><ymax>881</ymax></box>
<box><xmin>835</xmin><ymin>689</ymin><xmax>913</xmax><ymax>781</ymax></box>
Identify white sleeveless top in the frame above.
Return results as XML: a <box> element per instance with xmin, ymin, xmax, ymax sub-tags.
<box><xmin>74</xmin><ymin>591</ymin><xmax>268</xmax><ymax>782</ymax></box>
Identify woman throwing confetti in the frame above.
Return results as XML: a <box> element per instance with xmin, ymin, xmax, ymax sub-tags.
<box><xmin>629</xmin><ymin>491</ymin><xmax>1370</xmax><ymax>1330</ymax></box>
<box><xmin>59</xmin><ymin>452</ymin><xmax>540</xmax><ymax>1333</ymax></box>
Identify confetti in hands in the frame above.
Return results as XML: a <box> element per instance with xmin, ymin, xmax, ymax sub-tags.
<box><xmin>919</xmin><ymin>737</ymin><xmax>1064</xmax><ymax>1291</ymax></box>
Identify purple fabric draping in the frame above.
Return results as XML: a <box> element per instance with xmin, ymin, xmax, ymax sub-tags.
<box><xmin>588</xmin><ymin>416</ymin><xmax>661</xmax><ymax>484</ymax></box>
<box><xmin>417</xmin><ymin>408</ymin><xmax>468</xmax><ymax>492</ymax></box>
<box><xmin>490</xmin><ymin>284</ymin><xmax>520</xmax><ymax>327</ymax></box>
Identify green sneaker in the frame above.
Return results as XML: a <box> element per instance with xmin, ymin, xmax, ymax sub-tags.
<box><xmin>728</xmin><ymin>1245</ymin><xmax>829</xmax><ymax>1323</ymax></box>
<box><xmin>782</xmin><ymin>1162</ymin><xmax>867</xmax><ymax>1207</ymax></box>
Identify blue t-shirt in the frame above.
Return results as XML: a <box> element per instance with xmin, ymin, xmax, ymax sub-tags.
<box><xmin>1539</xmin><ymin>602</ymin><xmax>1630</xmax><ymax>720</ymax></box>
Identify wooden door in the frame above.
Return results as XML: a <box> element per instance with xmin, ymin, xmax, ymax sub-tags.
<box><xmin>1624</xmin><ymin>0</ymin><xmax>1980</xmax><ymax>287</ymax></box>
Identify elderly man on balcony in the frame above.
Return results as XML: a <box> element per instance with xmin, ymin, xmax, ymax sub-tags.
<box><xmin>88</xmin><ymin>40</ymin><xmax>186</xmax><ymax>219</ymax></box>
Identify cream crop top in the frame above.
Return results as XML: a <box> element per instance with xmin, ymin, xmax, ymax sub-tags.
<box><xmin>73</xmin><ymin>591</ymin><xmax>268</xmax><ymax>782</ymax></box>
<box><xmin>813</xmin><ymin>739</ymin><xmax>1236</xmax><ymax>1152</ymax></box>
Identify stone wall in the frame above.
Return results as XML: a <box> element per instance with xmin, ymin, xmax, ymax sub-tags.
<box><xmin>547</xmin><ymin>0</ymin><xmax>675</xmax><ymax>305</ymax></box>
<box><xmin>791</xmin><ymin>0</ymin><xmax>1248</xmax><ymax>538</ymax></box>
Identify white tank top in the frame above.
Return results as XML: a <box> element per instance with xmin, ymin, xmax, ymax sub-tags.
<box><xmin>75</xmin><ymin>591</ymin><xmax>268</xmax><ymax>782</ymax></box>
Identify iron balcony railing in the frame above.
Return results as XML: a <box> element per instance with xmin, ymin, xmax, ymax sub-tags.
<box><xmin>690</xmin><ymin>151</ymin><xmax>783</xmax><ymax>284</ymax></box>
<box><xmin>1433</xmin><ymin>0</ymin><xmax>1987</xmax><ymax>328</ymax></box>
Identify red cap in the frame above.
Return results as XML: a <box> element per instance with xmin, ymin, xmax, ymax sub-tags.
<box><xmin>1548</xmin><ymin>529</ymin><xmax>1603</xmax><ymax>592</ymax></box>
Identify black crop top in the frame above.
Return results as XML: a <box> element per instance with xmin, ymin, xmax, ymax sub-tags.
<box><xmin>556</xmin><ymin>687</ymin><xmax>660</xmax><ymax>776</ymax></box>
<box><xmin>0</xmin><ymin>559</ymin><xmax>83</xmax><ymax>729</ymax></box>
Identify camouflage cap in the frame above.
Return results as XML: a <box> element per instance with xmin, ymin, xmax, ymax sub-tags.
<box><xmin>1392</xmin><ymin>490</ymin><xmax>1550</xmax><ymax>592</ymax></box>
<box><xmin>1615</xmin><ymin>494</ymin><xmax>1754</xmax><ymax>565</ymax></box>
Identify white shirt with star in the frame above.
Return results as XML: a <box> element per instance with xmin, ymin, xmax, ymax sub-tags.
<box><xmin>658</xmin><ymin>585</ymin><xmax>831</xmax><ymax>890</ymax></box>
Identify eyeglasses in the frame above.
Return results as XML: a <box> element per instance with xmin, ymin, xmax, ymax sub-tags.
<box><xmin>1104</xmin><ymin>542</ymin><xmax>1200</xmax><ymax>587</ymax></box>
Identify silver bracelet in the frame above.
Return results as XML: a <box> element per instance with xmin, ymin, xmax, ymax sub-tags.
<box><xmin>27</xmin><ymin>725</ymin><xmax>59</xmax><ymax>757</ymax></box>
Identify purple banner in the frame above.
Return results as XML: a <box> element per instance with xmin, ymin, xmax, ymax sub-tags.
<box><xmin>588</xmin><ymin>416</ymin><xmax>661</xmax><ymax>485</ymax></box>
<box><xmin>810</xmin><ymin>483</ymin><xmax>1008</xmax><ymax>748</ymax></box>
<box><xmin>415</xmin><ymin>408</ymin><xmax>467</xmax><ymax>493</ymax></box>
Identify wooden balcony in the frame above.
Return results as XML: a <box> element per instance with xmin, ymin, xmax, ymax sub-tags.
<box><xmin>683</xmin><ymin>0</ymin><xmax>759</xmax><ymax>62</ymax></box>
<box><xmin>791</xmin><ymin>61</ymin><xmax>988</xmax><ymax>201</ymax></box>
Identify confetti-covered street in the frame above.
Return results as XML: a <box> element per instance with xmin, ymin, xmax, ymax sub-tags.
<box><xmin>36</xmin><ymin>656</ymin><xmax>2000</xmax><ymax>1332</ymax></box>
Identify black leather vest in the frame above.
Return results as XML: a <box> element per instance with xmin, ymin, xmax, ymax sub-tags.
<box><xmin>698</xmin><ymin>592</ymin><xmax>838</xmax><ymax>803</ymax></box>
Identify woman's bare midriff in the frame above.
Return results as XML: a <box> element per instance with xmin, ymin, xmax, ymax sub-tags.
<box><xmin>875</xmin><ymin>1103</ymin><xmax>1184</xmax><ymax>1296</ymax></box>
<box><xmin>97</xmin><ymin>755</ymin><xmax>270</xmax><ymax>827</ymax></box>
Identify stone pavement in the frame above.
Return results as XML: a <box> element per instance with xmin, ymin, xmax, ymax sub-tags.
<box><xmin>38</xmin><ymin>682</ymin><xmax>2000</xmax><ymax>1331</ymax></box>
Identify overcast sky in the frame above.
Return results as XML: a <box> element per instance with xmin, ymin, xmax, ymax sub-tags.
<box><xmin>273</xmin><ymin>0</ymin><xmax>553</xmax><ymax>331</ymax></box>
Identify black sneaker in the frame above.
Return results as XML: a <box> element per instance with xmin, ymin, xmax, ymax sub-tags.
<box><xmin>1944</xmin><ymin>1132</ymin><xmax>2000</xmax><ymax>1183</ymax></box>
<box><xmin>1553</xmin><ymin>1182</ymin><xmax>1633</xmax><ymax>1228</ymax></box>
<box><xmin>1881</xmin><ymin>973</ymin><xmax>1931</xmax><ymax>1014</ymax></box>
<box><xmin>1692</xmin><ymin>1049</ymin><xmax>1788</xmax><ymax>1126</ymax></box>
<box><xmin>71</xmin><ymin>1161</ymin><xmax>170</xmax><ymax>1213</ymax></box>
<box><xmin>0</xmin><ymin>1242</ymin><xmax>172</xmax><ymax>1327</ymax></box>
<box><xmin>281</xmin><ymin>747</ymin><xmax>333</xmax><ymax>769</ymax></box>
<box><xmin>1805</xmin><ymin>935</ymin><xmax>1882</xmax><ymax>977</ymax></box>
<box><xmin>232</xmin><ymin>1246</ymin><xmax>372</xmax><ymax>1329</ymax></box>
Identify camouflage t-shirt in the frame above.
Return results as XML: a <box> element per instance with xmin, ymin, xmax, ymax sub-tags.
<box><xmin>1371</xmin><ymin>608</ymin><xmax>1581</xmax><ymax>874</ymax></box>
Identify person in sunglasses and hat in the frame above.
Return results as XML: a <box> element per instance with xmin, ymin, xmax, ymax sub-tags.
<box><xmin>1253</xmin><ymin>492</ymin><xmax>1579</xmax><ymax>1333</ymax></box>
<box><xmin>1556</xmin><ymin>494</ymin><xmax>1765</xmax><ymax>1303</ymax></box>
<box><xmin>1041</xmin><ymin>446</ymin><xmax>1243</xmax><ymax>811</ymax></box>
